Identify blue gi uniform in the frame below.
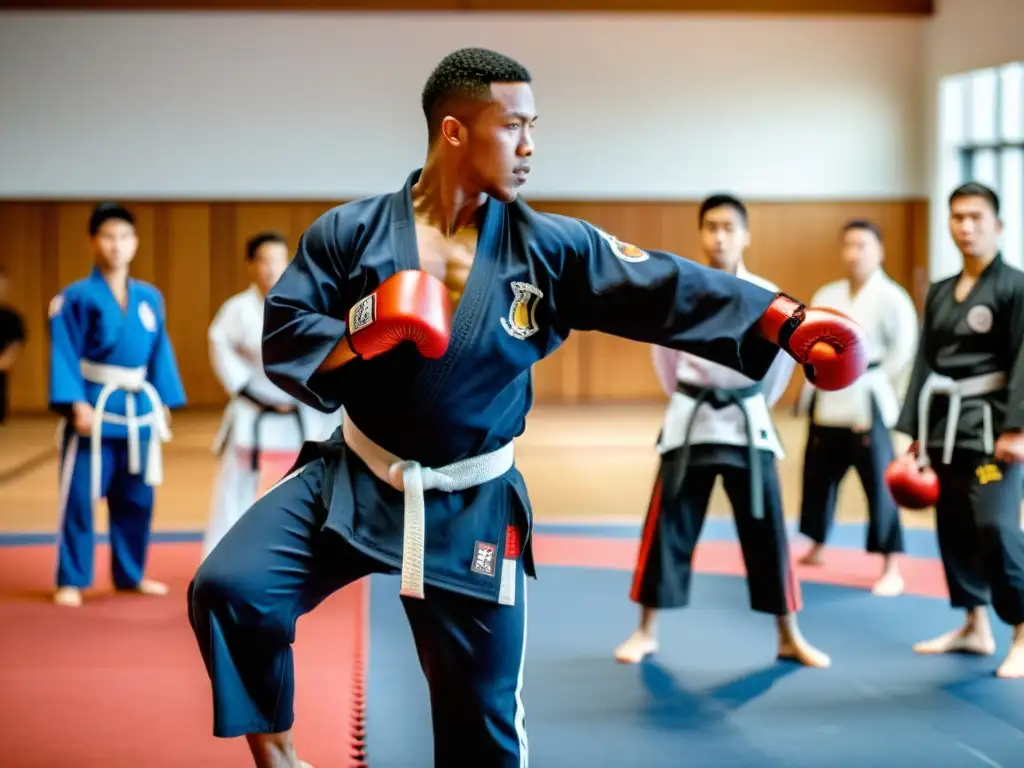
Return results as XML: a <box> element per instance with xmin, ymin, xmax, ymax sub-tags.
<box><xmin>189</xmin><ymin>170</ymin><xmax>784</xmax><ymax>765</ymax></box>
<box><xmin>49</xmin><ymin>267</ymin><xmax>186</xmax><ymax>590</ymax></box>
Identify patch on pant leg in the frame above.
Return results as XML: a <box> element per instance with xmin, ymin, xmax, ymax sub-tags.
<box><xmin>471</xmin><ymin>541</ymin><xmax>497</xmax><ymax>577</ymax></box>
<box><xmin>976</xmin><ymin>464</ymin><xmax>1003</xmax><ymax>485</ymax></box>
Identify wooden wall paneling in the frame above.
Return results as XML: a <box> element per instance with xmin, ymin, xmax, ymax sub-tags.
<box><xmin>0</xmin><ymin>0</ymin><xmax>935</xmax><ymax>13</ymax></box>
<box><xmin>1</xmin><ymin>204</ymin><xmax>46</xmax><ymax>412</ymax></box>
<box><xmin>56</xmin><ymin>204</ymin><xmax>93</xmax><ymax>292</ymax></box>
<box><xmin>128</xmin><ymin>205</ymin><xmax>158</xmax><ymax>286</ymax></box>
<box><xmin>165</xmin><ymin>204</ymin><xmax>217</xmax><ymax>407</ymax></box>
<box><xmin>0</xmin><ymin>198</ymin><xmax>928</xmax><ymax>414</ymax></box>
<box><xmin>207</xmin><ymin>202</ymin><xmax>238</xmax><ymax>368</ymax></box>
<box><xmin>38</xmin><ymin>205</ymin><xmax>62</xmax><ymax>413</ymax></box>
<box><xmin>910</xmin><ymin>199</ymin><xmax>931</xmax><ymax>311</ymax></box>
<box><xmin>290</xmin><ymin>204</ymin><xmax>335</xmax><ymax>244</ymax></box>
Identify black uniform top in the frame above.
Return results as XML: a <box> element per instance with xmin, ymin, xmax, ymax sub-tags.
<box><xmin>896</xmin><ymin>254</ymin><xmax>1024</xmax><ymax>455</ymax></box>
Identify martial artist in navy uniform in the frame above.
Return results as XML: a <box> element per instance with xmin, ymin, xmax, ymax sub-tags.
<box><xmin>796</xmin><ymin>220</ymin><xmax>917</xmax><ymax>596</ymax></box>
<box><xmin>890</xmin><ymin>182</ymin><xmax>1024</xmax><ymax>678</ymax></box>
<box><xmin>48</xmin><ymin>202</ymin><xmax>187</xmax><ymax>608</ymax></box>
<box><xmin>188</xmin><ymin>48</ymin><xmax>869</xmax><ymax>768</ymax></box>
<box><xmin>616</xmin><ymin>195</ymin><xmax>829</xmax><ymax>669</ymax></box>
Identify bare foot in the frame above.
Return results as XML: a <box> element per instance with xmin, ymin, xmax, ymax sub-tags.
<box><xmin>121</xmin><ymin>579</ymin><xmax>169</xmax><ymax>597</ymax></box>
<box><xmin>53</xmin><ymin>586</ymin><xmax>82</xmax><ymax>608</ymax></box>
<box><xmin>777</xmin><ymin>615</ymin><xmax>831</xmax><ymax>668</ymax></box>
<box><xmin>798</xmin><ymin>544</ymin><xmax>824</xmax><ymax>566</ymax></box>
<box><xmin>777</xmin><ymin>635</ymin><xmax>832</xmax><ymax>668</ymax></box>
<box><xmin>913</xmin><ymin>627</ymin><xmax>995</xmax><ymax>656</ymax></box>
<box><xmin>871</xmin><ymin>570</ymin><xmax>905</xmax><ymax>597</ymax></box>
<box><xmin>614</xmin><ymin>630</ymin><xmax>658</xmax><ymax>664</ymax></box>
<box><xmin>995</xmin><ymin>645</ymin><xmax>1024</xmax><ymax>678</ymax></box>
<box><xmin>995</xmin><ymin>627</ymin><xmax>1024</xmax><ymax>679</ymax></box>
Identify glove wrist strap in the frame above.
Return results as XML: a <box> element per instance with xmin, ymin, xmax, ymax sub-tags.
<box><xmin>759</xmin><ymin>293</ymin><xmax>806</xmax><ymax>352</ymax></box>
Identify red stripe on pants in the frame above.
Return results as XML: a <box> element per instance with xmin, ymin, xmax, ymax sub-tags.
<box><xmin>784</xmin><ymin>555</ymin><xmax>803</xmax><ymax>613</ymax></box>
<box><xmin>629</xmin><ymin>474</ymin><xmax>664</xmax><ymax>603</ymax></box>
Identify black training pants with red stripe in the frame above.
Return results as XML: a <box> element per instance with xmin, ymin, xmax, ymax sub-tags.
<box><xmin>629</xmin><ymin>445</ymin><xmax>801</xmax><ymax>616</ymax></box>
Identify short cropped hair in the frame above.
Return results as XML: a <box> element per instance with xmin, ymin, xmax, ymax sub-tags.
<box><xmin>89</xmin><ymin>202</ymin><xmax>135</xmax><ymax>237</ymax></box>
<box><xmin>842</xmin><ymin>218</ymin><xmax>883</xmax><ymax>243</ymax></box>
<box><xmin>949</xmin><ymin>181</ymin><xmax>1000</xmax><ymax>216</ymax></box>
<box><xmin>421</xmin><ymin>47</ymin><xmax>532</xmax><ymax>141</ymax></box>
<box><xmin>245</xmin><ymin>231</ymin><xmax>288</xmax><ymax>261</ymax></box>
<box><xmin>699</xmin><ymin>194</ymin><xmax>748</xmax><ymax>227</ymax></box>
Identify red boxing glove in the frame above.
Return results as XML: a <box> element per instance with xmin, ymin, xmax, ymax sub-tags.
<box><xmin>347</xmin><ymin>270</ymin><xmax>452</xmax><ymax>361</ymax></box>
<box><xmin>757</xmin><ymin>295</ymin><xmax>867</xmax><ymax>391</ymax></box>
<box><xmin>885</xmin><ymin>451</ymin><xmax>940</xmax><ymax>510</ymax></box>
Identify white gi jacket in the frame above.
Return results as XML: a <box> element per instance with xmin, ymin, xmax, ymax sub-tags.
<box><xmin>652</xmin><ymin>264</ymin><xmax>795</xmax><ymax>460</ymax></box>
<box><xmin>209</xmin><ymin>285</ymin><xmax>341</xmax><ymax>455</ymax></box>
<box><xmin>797</xmin><ymin>268</ymin><xmax>918</xmax><ymax>431</ymax></box>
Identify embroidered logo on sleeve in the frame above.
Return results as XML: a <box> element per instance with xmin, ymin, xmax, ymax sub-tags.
<box><xmin>966</xmin><ymin>305</ymin><xmax>993</xmax><ymax>334</ymax></box>
<box><xmin>595</xmin><ymin>227</ymin><xmax>649</xmax><ymax>263</ymax></box>
<box><xmin>48</xmin><ymin>294</ymin><xmax>64</xmax><ymax>318</ymax></box>
<box><xmin>471</xmin><ymin>541</ymin><xmax>497</xmax><ymax>577</ymax></box>
<box><xmin>138</xmin><ymin>300</ymin><xmax>157</xmax><ymax>332</ymax></box>
<box><xmin>500</xmin><ymin>281</ymin><xmax>543</xmax><ymax>340</ymax></box>
<box><xmin>349</xmin><ymin>294</ymin><xmax>377</xmax><ymax>333</ymax></box>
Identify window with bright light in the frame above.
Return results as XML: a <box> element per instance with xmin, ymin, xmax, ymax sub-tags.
<box><xmin>946</xmin><ymin>62</ymin><xmax>1024</xmax><ymax>268</ymax></box>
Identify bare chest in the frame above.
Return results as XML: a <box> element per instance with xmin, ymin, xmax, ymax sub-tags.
<box><xmin>415</xmin><ymin>223</ymin><xmax>478</xmax><ymax>311</ymax></box>
<box><xmin>954</xmin><ymin>275</ymin><xmax>977</xmax><ymax>303</ymax></box>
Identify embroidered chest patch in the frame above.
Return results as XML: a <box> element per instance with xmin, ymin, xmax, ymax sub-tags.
<box><xmin>965</xmin><ymin>304</ymin><xmax>993</xmax><ymax>334</ymax></box>
<box><xmin>500</xmin><ymin>281</ymin><xmax>543</xmax><ymax>340</ymax></box>
<box><xmin>138</xmin><ymin>300</ymin><xmax>157</xmax><ymax>332</ymax></box>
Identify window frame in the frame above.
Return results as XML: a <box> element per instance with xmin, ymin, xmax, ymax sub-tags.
<box><xmin>952</xmin><ymin>63</ymin><xmax>1024</xmax><ymax>269</ymax></box>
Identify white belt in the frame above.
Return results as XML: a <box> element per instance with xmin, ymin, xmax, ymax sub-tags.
<box><xmin>341</xmin><ymin>409</ymin><xmax>515</xmax><ymax>600</ymax></box>
<box><xmin>80</xmin><ymin>359</ymin><xmax>172</xmax><ymax>505</ymax></box>
<box><xmin>917</xmin><ymin>370</ymin><xmax>1006</xmax><ymax>467</ymax></box>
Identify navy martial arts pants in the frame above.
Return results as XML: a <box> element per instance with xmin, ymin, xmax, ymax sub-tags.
<box><xmin>932</xmin><ymin>451</ymin><xmax>1024</xmax><ymax>627</ymax></box>
<box><xmin>56</xmin><ymin>426</ymin><xmax>154</xmax><ymax>589</ymax></box>
<box><xmin>629</xmin><ymin>447</ymin><xmax>801</xmax><ymax>616</ymax></box>
<box><xmin>798</xmin><ymin>400</ymin><xmax>904</xmax><ymax>555</ymax></box>
<box><xmin>188</xmin><ymin>458</ymin><xmax>530</xmax><ymax>767</ymax></box>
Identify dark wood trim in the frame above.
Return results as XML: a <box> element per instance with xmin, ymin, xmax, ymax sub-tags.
<box><xmin>0</xmin><ymin>0</ymin><xmax>935</xmax><ymax>15</ymax></box>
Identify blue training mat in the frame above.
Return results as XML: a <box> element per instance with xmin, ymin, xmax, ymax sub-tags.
<box><xmin>366</xmin><ymin>565</ymin><xmax>1023</xmax><ymax>768</ymax></box>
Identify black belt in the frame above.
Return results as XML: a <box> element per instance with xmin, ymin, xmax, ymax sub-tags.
<box><xmin>237</xmin><ymin>389</ymin><xmax>305</xmax><ymax>471</ymax></box>
<box><xmin>664</xmin><ymin>380</ymin><xmax>766</xmax><ymax>518</ymax></box>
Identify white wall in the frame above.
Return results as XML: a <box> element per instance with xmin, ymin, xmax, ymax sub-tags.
<box><xmin>925</xmin><ymin>0</ymin><xmax>1024</xmax><ymax>279</ymax></box>
<box><xmin>0</xmin><ymin>11</ymin><xmax>924</xmax><ymax>201</ymax></box>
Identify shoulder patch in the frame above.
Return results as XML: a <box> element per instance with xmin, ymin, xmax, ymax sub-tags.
<box><xmin>48</xmin><ymin>294</ymin><xmax>64</xmax><ymax>318</ymax></box>
<box><xmin>594</xmin><ymin>227</ymin><xmax>649</xmax><ymax>263</ymax></box>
